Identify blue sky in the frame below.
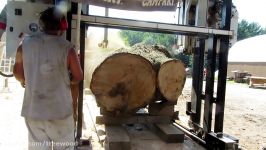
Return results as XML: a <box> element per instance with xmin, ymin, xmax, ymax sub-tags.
<box><xmin>1</xmin><ymin>0</ymin><xmax>266</xmax><ymax>27</ymax></box>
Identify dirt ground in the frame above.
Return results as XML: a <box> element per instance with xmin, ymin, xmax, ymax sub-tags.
<box><xmin>176</xmin><ymin>78</ymin><xmax>266</xmax><ymax>150</ymax></box>
<box><xmin>0</xmin><ymin>77</ymin><xmax>265</xmax><ymax>150</ymax></box>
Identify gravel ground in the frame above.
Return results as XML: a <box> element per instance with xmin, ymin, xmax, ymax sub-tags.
<box><xmin>0</xmin><ymin>77</ymin><xmax>265</xmax><ymax>150</ymax></box>
<box><xmin>176</xmin><ymin>78</ymin><xmax>266</xmax><ymax>150</ymax></box>
<box><xmin>0</xmin><ymin>77</ymin><xmax>27</xmax><ymax>150</ymax></box>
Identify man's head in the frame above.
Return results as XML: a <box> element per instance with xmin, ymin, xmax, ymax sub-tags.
<box><xmin>39</xmin><ymin>7</ymin><xmax>67</xmax><ymax>34</ymax></box>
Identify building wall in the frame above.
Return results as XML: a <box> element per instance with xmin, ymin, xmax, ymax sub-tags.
<box><xmin>227</xmin><ymin>62</ymin><xmax>266</xmax><ymax>78</ymax></box>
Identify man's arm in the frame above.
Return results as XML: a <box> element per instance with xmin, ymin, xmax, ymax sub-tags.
<box><xmin>13</xmin><ymin>45</ymin><xmax>25</xmax><ymax>85</ymax></box>
<box><xmin>68</xmin><ymin>48</ymin><xmax>83</xmax><ymax>122</ymax></box>
<box><xmin>67</xmin><ymin>48</ymin><xmax>83</xmax><ymax>84</ymax></box>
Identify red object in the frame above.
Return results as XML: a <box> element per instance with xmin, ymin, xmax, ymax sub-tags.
<box><xmin>0</xmin><ymin>22</ymin><xmax>6</xmax><ymax>29</ymax></box>
<box><xmin>204</xmin><ymin>68</ymin><xmax>207</xmax><ymax>76</ymax></box>
<box><xmin>60</xmin><ymin>17</ymin><xmax>68</xmax><ymax>31</ymax></box>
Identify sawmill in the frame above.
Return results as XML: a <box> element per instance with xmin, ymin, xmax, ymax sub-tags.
<box><xmin>0</xmin><ymin>0</ymin><xmax>240</xmax><ymax>149</ymax></box>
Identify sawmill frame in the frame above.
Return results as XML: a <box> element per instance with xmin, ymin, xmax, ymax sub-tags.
<box><xmin>67</xmin><ymin>0</ymin><xmax>239</xmax><ymax>149</ymax></box>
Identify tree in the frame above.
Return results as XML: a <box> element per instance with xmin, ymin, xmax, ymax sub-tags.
<box><xmin>237</xmin><ymin>20</ymin><xmax>266</xmax><ymax>41</ymax></box>
<box><xmin>119</xmin><ymin>30</ymin><xmax>175</xmax><ymax>49</ymax></box>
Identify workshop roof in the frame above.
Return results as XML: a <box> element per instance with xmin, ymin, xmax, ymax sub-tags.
<box><xmin>228</xmin><ymin>34</ymin><xmax>266</xmax><ymax>62</ymax></box>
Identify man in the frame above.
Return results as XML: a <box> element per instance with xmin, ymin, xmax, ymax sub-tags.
<box><xmin>13</xmin><ymin>6</ymin><xmax>83</xmax><ymax>150</ymax></box>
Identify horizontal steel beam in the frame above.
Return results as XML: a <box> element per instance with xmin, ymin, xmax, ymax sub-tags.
<box><xmin>72</xmin><ymin>14</ymin><xmax>233</xmax><ymax>36</ymax></box>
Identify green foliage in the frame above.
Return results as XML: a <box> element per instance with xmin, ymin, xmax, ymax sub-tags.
<box><xmin>119</xmin><ymin>30</ymin><xmax>175</xmax><ymax>49</ymax></box>
<box><xmin>175</xmin><ymin>53</ymin><xmax>192</xmax><ymax>67</ymax></box>
<box><xmin>120</xmin><ymin>30</ymin><xmax>144</xmax><ymax>46</ymax></box>
<box><xmin>237</xmin><ymin>20</ymin><xmax>266</xmax><ymax>41</ymax></box>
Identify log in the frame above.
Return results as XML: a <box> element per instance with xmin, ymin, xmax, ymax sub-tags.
<box><xmin>129</xmin><ymin>44</ymin><xmax>186</xmax><ymax>102</ymax></box>
<box><xmin>158</xmin><ymin>60</ymin><xmax>186</xmax><ymax>102</ymax></box>
<box><xmin>90</xmin><ymin>53</ymin><xmax>156</xmax><ymax>113</ymax></box>
<box><xmin>90</xmin><ymin>43</ymin><xmax>186</xmax><ymax>113</ymax></box>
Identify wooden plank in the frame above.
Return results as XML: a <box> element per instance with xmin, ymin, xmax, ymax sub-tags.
<box><xmin>154</xmin><ymin>124</ymin><xmax>184</xmax><ymax>143</ymax></box>
<box><xmin>105</xmin><ymin>126</ymin><xmax>130</xmax><ymax>150</ymax></box>
<box><xmin>96</xmin><ymin>115</ymin><xmax>171</xmax><ymax>125</ymax></box>
<box><xmin>249</xmin><ymin>76</ymin><xmax>266</xmax><ymax>87</ymax></box>
<box><xmin>76</xmin><ymin>146</ymin><xmax>92</xmax><ymax>150</ymax></box>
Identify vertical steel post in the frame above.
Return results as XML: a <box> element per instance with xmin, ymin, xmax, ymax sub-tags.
<box><xmin>67</xmin><ymin>2</ymin><xmax>78</xmax><ymax>41</ymax></box>
<box><xmin>214</xmin><ymin>0</ymin><xmax>232</xmax><ymax>133</ymax></box>
<box><xmin>191</xmin><ymin>38</ymin><xmax>205</xmax><ymax>124</ymax></box>
<box><xmin>76</xmin><ymin>22</ymin><xmax>85</xmax><ymax>140</ymax></box>
<box><xmin>203</xmin><ymin>36</ymin><xmax>217</xmax><ymax>132</ymax></box>
<box><xmin>104</xmin><ymin>7</ymin><xmax>108</xmax><ymax>44</ymax></box>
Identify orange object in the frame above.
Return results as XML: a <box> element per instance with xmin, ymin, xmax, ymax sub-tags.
<box><xmin>70</xmin><ymin>84</ymin><xmax>79</xmax><ymax>122</ymax></box>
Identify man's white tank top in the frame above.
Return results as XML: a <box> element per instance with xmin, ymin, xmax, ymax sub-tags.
<box><xmin>21</xmin><ymin>33</ymin><xmax>74</xmax><ymax>120</ymax></box>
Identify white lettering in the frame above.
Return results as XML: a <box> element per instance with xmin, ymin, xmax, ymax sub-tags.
<box><xmin>142</xmin><ymin>0</ymin><xmax>175</xmax><ymax>7</ymax></box>
<box><xmin>116</xmin><ymin>0</ymin><xmax>121</xmax><ymax>4</ymax></box>
<box><xmin>103</xmin><ymin>0</ymin><xmax>122</xmax><ymax>5</ymax></box>
<box><xmin>153</xmin><ymin>0</ymin><xmax>159</xmax><ymax>6</ymax></box>
<box><xmin>142</xmin><ymin>0</ymin><xmax>148</xmax><ymax>6</ymax></box>
<box><xmin>167</xmin><ymin>0</ymin><xmax>174</xmax><ymax>6</ymax></box>
<box><xmin>162</xmin><ymin>0</ymin><xmax>167</xmax><ymax>6</ymax></box>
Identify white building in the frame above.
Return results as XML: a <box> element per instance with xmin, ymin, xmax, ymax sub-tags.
<box><xmin>227</xmin><ymin>34</ymin><xmax>266</xmax><ymax>77</ymax></box>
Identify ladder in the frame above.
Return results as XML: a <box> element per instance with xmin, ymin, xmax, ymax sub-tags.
<box><xmin>0</xmin><ymin>44</ymin><xmax>14</xmax><ymax>92</ymax></box>
<box><xmin>0</xmin><ymin>43</ymin><xmax>14</xmax><ymax>77</ymax></box>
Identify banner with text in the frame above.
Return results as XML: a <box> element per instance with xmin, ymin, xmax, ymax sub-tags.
<box><xmin>71</xmin><ymin>0</ymin><xmax>180</xmax><ymax>11</ymax></box>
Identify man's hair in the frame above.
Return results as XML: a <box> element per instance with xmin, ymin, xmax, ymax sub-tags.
<box><xmin>39</xmin><ymin>7</ymin><xmax>65</xmax><ymax>32</ymax></box>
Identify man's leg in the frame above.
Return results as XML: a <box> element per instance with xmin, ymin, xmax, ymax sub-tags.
<box><xmin>25</xmin><ymin>118</ymin><xmax>52</xmax><ymax>150</ymax></box>
<box><xmin>45</xmin><ymin>115</ymin><xmax>75</xmax><ymax>150</ymax></box>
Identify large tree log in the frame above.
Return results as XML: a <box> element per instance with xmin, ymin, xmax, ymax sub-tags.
<box><xmin>90</xmin><ymin>53</ymin><xmax>156</xmax><ymax>113</ymax></box>
<box><xmin>129</xmin><ymin>44</ymin><xmax>186</xmax><ymax>102</ymax></box>
<box><xmin>90</xmin><ymin>43</ymin><xmax>186</xmax><ymax>113</ymax></box>
<box><xmin>158</xmin><ymin>59</ymin><xmax>186</xmax><ymax>102</ymax></box>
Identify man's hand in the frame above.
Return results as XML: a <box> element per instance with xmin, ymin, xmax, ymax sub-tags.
<box><xmin>21</xmin><ymin>82</ymin><xmax>25</xmax><ymax>88</ymax></box>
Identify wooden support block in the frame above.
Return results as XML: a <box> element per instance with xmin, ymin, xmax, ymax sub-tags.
<box><xmin>149</xmin><ymin>102</ymin><xmax>175</xmax><ymax>116</ymax></box>
<box><xmin>100</xmin><ymin>108</ymin><xmax>115</xmax><ymax>116</ymax></box>
<box><xmin>76</xmin><ymin>146</ymin><xmax>92</xmax><ymax>150</ymax></box>
<box><xmin>96</xmin><ymin>115</ymin><xmax>171</xmax><ymax>125</ymax></box>
<box><xmin>154</xmin><ymin>124</ymin><xmax>184</xmax><ymax>143</ymax></box>
<box><xmin>105</xmin><ymin>126</ymin><xmax>130</xmax><ymax>150</ymax></box>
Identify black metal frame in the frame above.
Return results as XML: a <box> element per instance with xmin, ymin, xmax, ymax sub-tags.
<box><xmin>190</xmin><ymin>0</ymin><xmax>232</xmax><ymax>134</ymax></box>
<box><xmin>68</xmin><ymin>0</ymin><xmax>238</xmax><ymax>149</ymax></box>
<box><xmin>187</xmin><ymin>0</ymin><xmax>239</xmax><ymax>149</ymax></box>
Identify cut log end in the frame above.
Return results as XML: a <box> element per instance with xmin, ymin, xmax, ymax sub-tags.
<box><xmin>90</xmin><ymin>53</ymin><xmax>156</xmax><ymax>113</ymax></box>
<box><xmin>158</xmin><ymin>60</ymin><xmax>186</xmax><ymax>102</ymax></box>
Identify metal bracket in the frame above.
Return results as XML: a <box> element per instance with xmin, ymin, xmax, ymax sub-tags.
<box><xmin>205</xmin><ymin>132</ymin><xmax>239</xmax><ymax>150</ymax></box>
